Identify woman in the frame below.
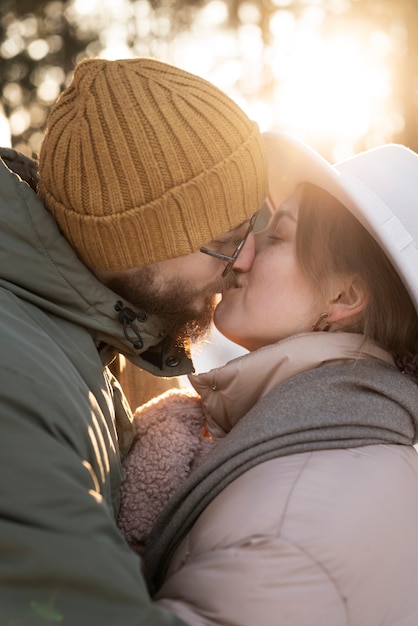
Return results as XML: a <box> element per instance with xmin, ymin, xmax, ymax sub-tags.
<box><xmin>119</xmin><ymin>132</ymin><xmax>418</xmax><ymax>626</ymax></box>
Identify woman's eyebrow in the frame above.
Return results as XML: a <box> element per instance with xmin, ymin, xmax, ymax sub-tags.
<box><xmin>270</xmin><ymin>208</ymin><xmax>297</xmax><ymax>227</ymax></box>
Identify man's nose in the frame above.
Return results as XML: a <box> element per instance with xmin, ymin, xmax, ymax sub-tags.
<box><xmin>232</xmin><ymin>232</ymin><xmax>256</xmax><ymax>273</ymax></box>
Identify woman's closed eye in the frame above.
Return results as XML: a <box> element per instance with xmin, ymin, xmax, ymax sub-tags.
<box><xmin>267</xmin><ymin>234</ymin><xmax>284</xmax><ymax>244</ymax></box>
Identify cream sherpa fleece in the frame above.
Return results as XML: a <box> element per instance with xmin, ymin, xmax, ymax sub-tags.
<box><xmin>117</xmin><ymin>388</ymin><xmax>216</xmax><ymax>556</ymax></box>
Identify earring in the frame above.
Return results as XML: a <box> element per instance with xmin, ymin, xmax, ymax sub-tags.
<box><xmin>312</xmin><ymin>313</ymin><xmax>330</xmax><ymax>332</ymax></box>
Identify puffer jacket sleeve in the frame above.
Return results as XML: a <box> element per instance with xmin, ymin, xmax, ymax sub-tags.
<box><xmin>152</xmin><ymin>443</ymin><xmax>418</xmax><ymax>626</ymax></box>
<box><xmin>154</xmin><ymin>537</ymin><xmax>347</xmax><ymax>626</ymax></box>
<box><xmin>0</xmin><ymin>339</ymin><xmax>184</xmax><ymax>625</ymax></box>
<box><xmin>152</xmin><ymin>455</ymin><xmax>349</xmax><ymax>626</ymax></box>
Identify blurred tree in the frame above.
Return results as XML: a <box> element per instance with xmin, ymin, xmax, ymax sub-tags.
<box><xmin>347</xmin><ymin>0</ymin><xmax>418</xmax><ymax>151</ymax></box>
<box><xmin>0</xmin><ymin>0</ymin><xmax>206</xmax><ymax>155</ymax></box>
<box><xmin>394</xmin><ymin>0</ymin><xmax>418</xmax><ymax>149</ymax></box>
<box><xmin>0</xmin><ymin>1</ymin><xmax>89</xmax><ymax>154</ymax></box>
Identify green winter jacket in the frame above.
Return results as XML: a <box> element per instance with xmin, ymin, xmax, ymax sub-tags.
<box><xmin>0</xmin><ymin>157</ymin><xmax>189</xmax><ymax>625</ymax></box>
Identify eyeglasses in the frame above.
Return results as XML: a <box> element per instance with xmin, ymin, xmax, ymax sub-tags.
<box><xmin>200</xmin><ymin>212</ymin><xmax>258</xmax><ymax>277</ymax></box>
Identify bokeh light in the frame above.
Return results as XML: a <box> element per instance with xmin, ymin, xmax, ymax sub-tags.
<box><xmin>1</xmin><ymin>0</ymin><xmax>414</xmax><ymax>161</ymax></box>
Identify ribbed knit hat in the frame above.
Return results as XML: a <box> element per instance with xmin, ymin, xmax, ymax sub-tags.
<box><xmin>38</xmin><ymin>57</ymin><xmax>267</xmax><ymax>271</ymax></box>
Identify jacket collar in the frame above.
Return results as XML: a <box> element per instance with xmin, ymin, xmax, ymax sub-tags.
<box><xmin>0</xmin><ymin>160</ymin><xmax>193</xmax><ymax>376</ymax></box>
<box><xmin>189</xmin><ymin>332</ymin><xmax>395</xmax><ymax>437</ymax></box>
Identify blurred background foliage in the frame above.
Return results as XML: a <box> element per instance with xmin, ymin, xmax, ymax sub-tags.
<box><xmin>1</xmin><ymin>0</ymin><xmax>418</xmax><ymax>163</ymax></box>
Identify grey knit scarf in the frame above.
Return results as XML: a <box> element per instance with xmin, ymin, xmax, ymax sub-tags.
<box><xmin>145</xmin><ymin>358</ymin><xmax>418</xmax><ymax>593</ymax></box>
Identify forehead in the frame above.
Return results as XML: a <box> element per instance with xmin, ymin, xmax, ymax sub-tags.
<box><xmin>270</xmin><ymin>190</ymin><xmax>300</xmax><ymax>227</ymax></box>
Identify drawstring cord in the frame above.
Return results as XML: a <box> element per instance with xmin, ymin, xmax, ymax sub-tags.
<box><xmin>114</xmin><ymin>301</ymin><xmax>147</xmax><ymax>350</ymax></box>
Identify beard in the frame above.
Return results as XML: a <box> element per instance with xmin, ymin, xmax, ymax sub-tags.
<box><xmin>105</xmin><ymin>265</ymin><xmax>223</xmax><ymax>345</ymax></box>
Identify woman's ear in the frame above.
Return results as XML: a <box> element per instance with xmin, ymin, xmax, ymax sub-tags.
<box><xmin>327</xmin><ymin>275</ymin><xmax>368</xmax><ymax>325</ymax></box>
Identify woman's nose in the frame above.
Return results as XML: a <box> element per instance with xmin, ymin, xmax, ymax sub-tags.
<box><xmin>232</xmin><ymin>231</ymin><xmax>256</xmax><ymax>273</ymax></box>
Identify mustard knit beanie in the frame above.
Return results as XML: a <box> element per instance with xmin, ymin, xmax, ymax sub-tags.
<box><xmin>38</xmin><ymin>57</ymin><xmax>267</xmax><ymax>271</ymax></box>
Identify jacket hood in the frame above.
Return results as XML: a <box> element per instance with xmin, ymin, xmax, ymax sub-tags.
<box><xmin>0</xmin><ymin>159</ymin><xmax>193</xmax><ymax>376</ymax></box>
<box><xmin>189</xmin><ymin>331</ymin><xmax>395</xmax><ymax>437</ymax></box>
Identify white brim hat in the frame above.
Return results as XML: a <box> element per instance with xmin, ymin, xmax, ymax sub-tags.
<box><xmin>262</xmin><ymin>130</ymin><xmax>418</xmax><ymax>315</ymax></box>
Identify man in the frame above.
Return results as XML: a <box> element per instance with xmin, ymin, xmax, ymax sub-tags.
<box><xmin>0</xmin><ymin>57</ymin><xmax>267</xmax><ymax>624</ymax></box>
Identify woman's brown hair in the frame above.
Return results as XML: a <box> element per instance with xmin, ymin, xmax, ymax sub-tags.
<box><xmin>296</xmin><ymin>183</ymin><xmax>418</xmax><ymax>360</ymax></box>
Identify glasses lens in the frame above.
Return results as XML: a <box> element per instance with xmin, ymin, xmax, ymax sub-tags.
<box><xmin>221</xmin><ymin>213</ymin><xmax>257</xmax><ymax>277</ymax></box>
<box><xmin>200</xmin><ymin>213</ymin><xmax>258</xmax><ymax>276</ymax></box>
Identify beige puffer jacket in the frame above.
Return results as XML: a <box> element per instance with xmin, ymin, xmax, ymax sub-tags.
<box><xmin>140</xmin><ymin>334</ymin><xmax>418</xmax><ymax>626</ymax></box>
<box><xmin>157</xmin><ymin>443</ymin><xmax>418</xmax><ymax>626</ymax></box>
